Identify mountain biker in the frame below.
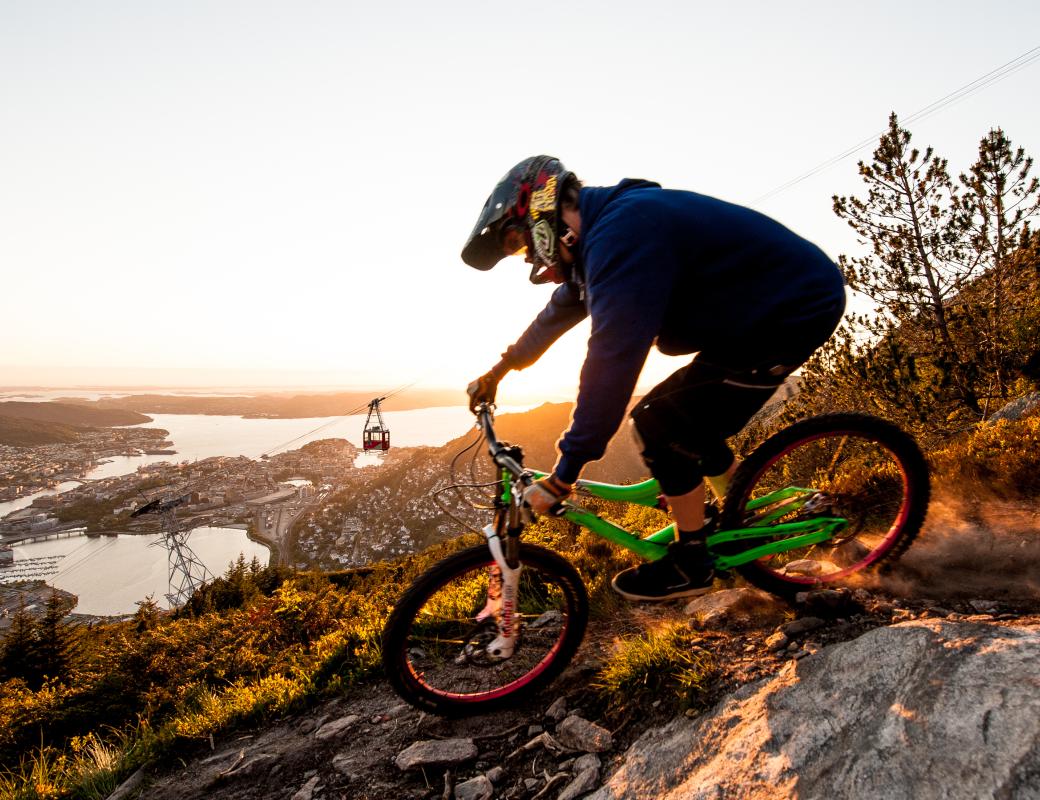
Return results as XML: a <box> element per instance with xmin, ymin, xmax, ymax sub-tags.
<box><xmin>463</xmin><ymin>156</ymin><xmax>846</xmax><ymax>601</ymax></box>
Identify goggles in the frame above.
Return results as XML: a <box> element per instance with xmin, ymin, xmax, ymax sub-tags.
<box><xmin>498</xmin><ymin>223</ymin><xmax>530</xmax><ymax>257</ymax></box>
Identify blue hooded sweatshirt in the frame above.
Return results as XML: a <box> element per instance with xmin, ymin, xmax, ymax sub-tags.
<box><xmin>498</xmin><ymin>179</ymin><xmax>845</xmax><ymax>484</ymax></box>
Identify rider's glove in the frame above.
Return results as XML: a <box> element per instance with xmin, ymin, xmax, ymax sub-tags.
<box><xmin>523</xmin><ymin>474</ymin><xmax>573</xmax><ymax>515</ymax></box>
<box><xmin>467</xmin><ymin>363</ymin><xmax>509</xmax><ymax>413</ymax></box>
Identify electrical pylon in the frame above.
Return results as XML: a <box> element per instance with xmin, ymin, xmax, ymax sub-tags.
<box><xmin>133</xmin><ymin>495</ymin><xmax>212</xmax><ymax>608</ymax></box>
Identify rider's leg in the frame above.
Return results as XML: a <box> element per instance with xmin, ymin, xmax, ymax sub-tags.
<box><xmin>666</xmin><ymin>459</ymin><xmax>739</xmax><ymax>533</ymax></box>
<box><xmin>617</xmin><ymin>307</ymin><xmax>847</xmax><ymax>600</ymax></box>
<box><xmin>706</xmin><ymin>461</ymin><xmax>738</xmax><ymax>502</ymax></box>
<box><xmin>665</xmin><ymin>482</ymin><xmax>706</xmax><ymax>532</ymax></box>
<box><xmin>615</xmin><ymin>357</ymin><xmax>789</xmax><ymax>601</ymax></box>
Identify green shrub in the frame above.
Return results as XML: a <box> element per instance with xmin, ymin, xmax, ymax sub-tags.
<box><xmin>594</xmin><ymin>620</ymin><xmax>716</xmax><ymax>711</ymax></box>
<box><xmin>930</xmin><ymin>414</ymin><xmax>1040</xmax><ymax>500</ymax></box>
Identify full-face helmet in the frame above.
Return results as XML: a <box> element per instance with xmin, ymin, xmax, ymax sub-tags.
<box><xmin>461</xmin><ymin>156</ymin><xmax>576</xmax><ymax>284</ymax></box>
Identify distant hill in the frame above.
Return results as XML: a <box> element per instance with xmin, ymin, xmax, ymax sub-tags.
<box><xmin>0</xmin><ymin>402</ymin><xmax>150</xmax><ymax>427</ymax></box>
<box><xmin>67</xmin><ymin>389</ymin><xmax>467</xmax><ymax>418</ymax></box>
<box><xmin>0</xmin><ymin>415</ymin><xmax>83</xmax><ymax>446</ymax></box>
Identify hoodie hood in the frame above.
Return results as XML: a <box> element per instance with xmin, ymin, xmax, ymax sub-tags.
<box><xmin>578</xmin><ymin>178</ymin><xmax>662</xmax><ymax>237</ymax></box>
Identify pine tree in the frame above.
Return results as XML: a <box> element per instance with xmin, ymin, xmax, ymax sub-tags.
<box><xmin>958</xmin><ymin>128</ymin><xmax>1040</xmax><ymax>410</ymax></box>
<box><xmin>0</xmin><ymin>607</ymin><xmax>38</xmax><ymax>684</ymax></box>
<box><xmin>832</xmin><ymin>113</ymin><xmax>983</xmax><ymax>420</ymax></box>
<box><xmin>793</xmin><ymin>116</ymin><xmax>1040</xmax><ymax>439</ymax></box>
<box><xmin>28</xmin><ymin>592</ymin><xmax>77</xmax><ymax>685</ymax></box>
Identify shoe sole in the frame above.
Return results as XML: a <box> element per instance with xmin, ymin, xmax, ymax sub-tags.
<box><xmin>610</xmin><ymin>580</ymin><xmax>715</xmax><ymax>603</ymax></box>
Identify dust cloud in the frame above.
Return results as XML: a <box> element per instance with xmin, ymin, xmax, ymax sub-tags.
<box><xmin>876</xmin><ymin>494</ymin><xmax>1040</xmax><ymax>602</ymax></box>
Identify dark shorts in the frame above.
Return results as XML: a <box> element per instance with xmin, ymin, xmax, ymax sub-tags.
<box><xmin>630</xmin><ymin>307</ymin><xmax>842</xmax><ymax>496</ymax></box>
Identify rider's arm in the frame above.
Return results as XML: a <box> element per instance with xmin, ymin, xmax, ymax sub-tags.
<box><xmin>493</xmin><ymin>281</ymin><xmax>587</xmax><ymax>377</ymax></box>
<box><xmin>553</xmin><ymin>212</ymin><xmax>679</xmax><ymax>484</ymax></box>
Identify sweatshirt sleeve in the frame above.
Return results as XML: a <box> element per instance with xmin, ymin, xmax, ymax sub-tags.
<box><xmin>499</xmin><ymin>281</ymin><xmax>588</xmax><ymax>371</ymax></box>
<box><xmin>553</xmin><ymin>213</ymin><xmax>679</xmax><ymax>483</ymax></box>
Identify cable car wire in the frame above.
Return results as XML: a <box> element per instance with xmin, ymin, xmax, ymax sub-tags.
<box><xmin>750</xmin><ymin>44</ymin><xmax>1040</xmax><ymax>206</ymax></box>
<box><xmin>261</xmin><ymin>374</ymin><xmax>435</xmax><ymax>457</ymax></box>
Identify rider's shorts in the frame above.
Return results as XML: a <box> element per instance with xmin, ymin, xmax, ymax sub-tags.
<box><xmin>630</xmin><ymin>306</ymin><xmax>843</xmax><ymax>496</ymax></box>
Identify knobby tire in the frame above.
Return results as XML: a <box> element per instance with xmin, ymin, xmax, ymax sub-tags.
<box><xmin>382</xmin><ymin>543</ymin><xmax>589</xmax><ymax>716</ymax></box>
<box><xmin>719</xmin><ymin>413</ymin><xmax>930</xmax><ymax>599</ymax></box>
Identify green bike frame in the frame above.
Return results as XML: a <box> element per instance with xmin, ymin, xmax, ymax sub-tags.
<box><xmin>527</xmin><ymin>470</ymin><xmax>848</xmax><ymax>570</ymax></box>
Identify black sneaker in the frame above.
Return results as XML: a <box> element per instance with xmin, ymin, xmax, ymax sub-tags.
<box><xmin>611</xmin><ymin>537</ymin><xmax>716</xmax><ymax>602</ymax></box>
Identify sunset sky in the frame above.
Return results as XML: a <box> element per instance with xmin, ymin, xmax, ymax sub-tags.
<box><xmin>2</xmin><ymin>1</ymin><xmax>1038</xmax><ymax>404</ymax></box>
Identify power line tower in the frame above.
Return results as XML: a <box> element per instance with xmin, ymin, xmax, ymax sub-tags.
<box><xmin>132</xmin><ymin>495</ymin><xmax>212</xmax><ymax>608</ymax></box>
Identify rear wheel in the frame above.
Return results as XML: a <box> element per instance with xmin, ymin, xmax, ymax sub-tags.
<box><xmin>382</xmin><ymin>544</ymin><xmax>589</xmax><ymax>716</ymax></box>
<box><xmin>718</xmin><ymin>413</ymin><xmax>930</xmax><ymax>598</ymax></box>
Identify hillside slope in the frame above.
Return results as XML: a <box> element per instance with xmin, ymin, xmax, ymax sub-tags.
<box><xmin>292</xmin><ymin>403</ymin><xmax>649</xmax><ymax>567</ymax></box>
<box><xmin>0</xmin><ymin>414</ymin><xmax>83</xmax><ymax>446</ymax></box>
<box><xmin>0</xmin><ymin>401</ymin><xmax>150</xmax><ymax>427</ymax></box>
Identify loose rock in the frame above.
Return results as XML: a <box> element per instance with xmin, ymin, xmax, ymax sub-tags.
<box><xmin>298</xmin><ymin>716</ymin><xmax>323</xmax><ymax>735</ymax></box>
<box><xmin>545</xmin><ymin>696</ymin><xmax>568</xmax><ymax>722</ymax></box>
<box><xmin>765</xmin><ymin>631</ymin><xmax>789</xmax><ymax>651</ymax></box>
<box><xmin>455</xmin><ymin>774</ymin><xmax>494</xmax><ymax>800</ymax></box>
<box><xmin>331</xmin><ymin>753</ymin><xmax>354</xmax><ymax>778</ymax></box>
<box><xmin>558</xmin><ymin>766</ymin><xmax>601</xmax><ymax>800</ymax></box>
<box><xmin>685</xmin><ymin>587</ymin><xmax>785</xmax><ymax>629</ymax></box>
<box><xmin>573</xmin><ymin>753</ymin><xmax>602</xmax><ymax>773</ymax></box>
<box><xmin>780</xmin><ymin>616</ymin><xmax>825</xmax><ymax>637</ymax></box>
<box><xmin>531</xmin><ymin>609</ymin><xmax>564</xmax><ymax>628</ymax></box>
<box><xmin>486</xmin><ymin>765</ymin><xmax>506</xmax><ymax>785</ymax></box>
<box><xmin>793</xmin><ymin>588</ymin><xmax>863</xmax><ymax>618</ymax></box>
<box><xmin>556</xmin><ymin>716</ymin><xmax>613</xmax><ymax>753</ymax></box>
<box><xmin>314</xmin><ymin>714</ymin><xmax>359</xmax><ymax>740</ymax></box>
<box><xmin>290</xmin><ymin>775</ymin><xmax>320</xmax><ymax>800</ymax></box>
<box><xmin>394</xmin><ymin>738</ymin><xmax>478</xmax><ymax>771</ymax></box>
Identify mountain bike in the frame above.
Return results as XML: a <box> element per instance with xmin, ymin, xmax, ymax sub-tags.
<box><xmin>381</xmin><ymin>404</ymin><xmax>929</xmax><ymax>715</ymax></box>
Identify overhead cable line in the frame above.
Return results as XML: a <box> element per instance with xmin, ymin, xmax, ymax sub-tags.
<box><xmin>750</xmin><ymin>44</ymin><xmax>1040</xmax><ymax>206</ymax></box>
<box><xmin>262</xmin><ymin>375</ymin><xmax>431</xmax><ymax>457</ymax></box>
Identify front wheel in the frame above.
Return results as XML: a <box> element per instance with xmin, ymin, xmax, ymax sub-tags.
<box><xmin>718</xmin><ymin>413</ymin><xmax>930</xmax><ymax>598</ymax></box>
<box><xmin>382</xmin><ymin>543</ymin><xmax>589</xmax><ymax>716</ymax></box>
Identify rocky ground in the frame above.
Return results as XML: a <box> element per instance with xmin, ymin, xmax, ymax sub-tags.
<box><xmin>121</xmin><ymin>582</ymin><xmax>1040</xmax><ymax>800</ymax></box>
<box><xmin>117</xmin><ymin>494</ymin><xmax>1040</xmax><ymax>800</ymax></box>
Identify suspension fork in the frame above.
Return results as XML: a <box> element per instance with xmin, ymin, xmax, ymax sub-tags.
<box><xmin>475</xmin><ymin>491</ymin><xmax>524</xmax><ymax>659</ymax></box>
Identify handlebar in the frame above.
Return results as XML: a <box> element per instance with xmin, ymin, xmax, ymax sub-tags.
<box><xmin>475</xmin><ymin>404</ymin><xmax>529</xmax><ymax>483</ymax></box>
<box><xmin>475</xmin><ymin>403</ymin><xmax>574</xmax><ymax>518</ymax></box>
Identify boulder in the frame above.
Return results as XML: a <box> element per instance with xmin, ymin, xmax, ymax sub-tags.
<box><xmin>988</xmin><ymin>391</ymin><xmax>1040</xmax><ymax>423</ymax></box>
<box><xmin>591</xmin><ymin>620</ymin><xmax>1040</xmax><ymax>799</ymax></box>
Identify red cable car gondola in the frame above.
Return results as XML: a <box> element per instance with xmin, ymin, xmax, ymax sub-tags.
<box><xmin>362</xmin><ymin>397</ymin><xmax>390</xmax><ymax>452</ymax></box>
